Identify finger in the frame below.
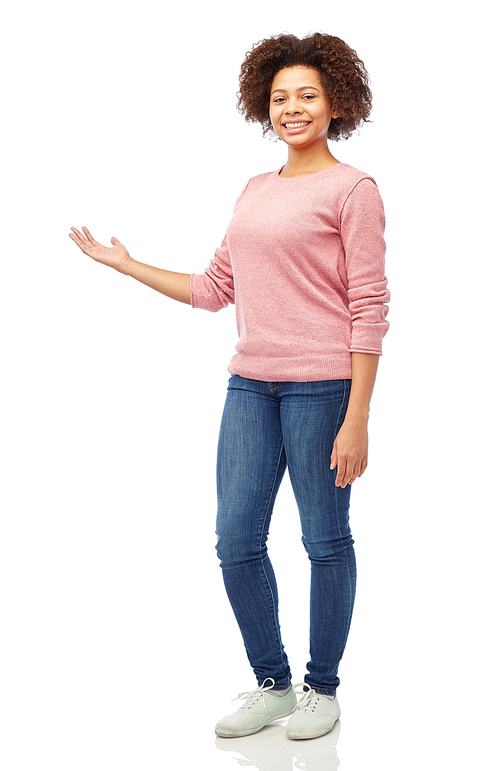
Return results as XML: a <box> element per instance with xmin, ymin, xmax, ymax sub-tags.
<box><xmin>330</xmin><ymin>448</ymin><xmax>338</xmax><ymax>471</ymax></box>
<box><xmin>344</xmin><ymin>458</ymin><xmax>357</xmax><ymax>486</ymax></box>
<box><xmin>347</xmin><ymin>462</ymin><xmax>362</xmax><ymax>485</ymax></box>
<box><xmin>340</xmin><ymin>457</ymin><xmax>360</xmax><ymax>488</ymax></box>
<box><xmin>81</xmin><ymin>226</ymin><xmax>98</xmax><ymax>245</ymax></box>
<box><xmin>70</xmin><ymin>226</ymin><xmax>86</xmax><ymax>242</ymax></box>
<box><xmin>358</xmin><ymin>457</ymin><xmax>368</xmax><ymax>477</ymax></box>
<box><xmin>348</xmin><ymin>463</ymin><xmax>360</xmax><ymax>484</ymax></box>
<box><xmin>343</xmin><ymin>470</ymin><xmax>356</xmax><ymax>487</ymax></box>
<box><xmin>70</xmin><ymin>227</ymin><xmax>95</xmax><ymax>249</ymax></box>
<box><xmin>335</xmin><ymin>459</ymin><xmax>347</xmax><ymax>487</ymax></box>
<box><xmin>69</xmin><ymin>227</ymin><xmax>92</xmax><ymax>253</ymax></box>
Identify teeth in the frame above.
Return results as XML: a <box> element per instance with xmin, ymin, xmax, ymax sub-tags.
<box><xmin>284</xmin><ymin>122</ymin><xmax>309</xmax><ymax>129</ymax></box>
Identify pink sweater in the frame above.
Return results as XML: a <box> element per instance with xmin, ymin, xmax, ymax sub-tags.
<box><xmin>190</xmin><ymin>163</ymin><xmax>390</xmax><ymax>382</ymax></box>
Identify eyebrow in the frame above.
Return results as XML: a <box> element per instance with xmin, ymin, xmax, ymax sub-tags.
<box><xmin>270</xmin><ymin>86</ymin><xmax>321</xmax><ymax>95</ymax></box>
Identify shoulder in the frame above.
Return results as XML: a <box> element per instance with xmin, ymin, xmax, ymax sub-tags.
<box><xmin>243</xmin><ymin>169</ymin><xmax>278</xmax><ymax>191</ymax></box>
<box><xmin>332</xmin><ymin>164</ymin><xmax>383</xmax><ymax>213</ymax></box>
<box><xmin>331</xmin><ymin>163</ymin><xmax>378</xmax><ymax>193</ymax></box>
<box><xmin>232</xmin><ymin>169</ymin><xmax>278</xmax><ymax>209</ymax></box>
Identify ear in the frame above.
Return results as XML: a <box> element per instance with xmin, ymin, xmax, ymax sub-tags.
<box><xmin>331</xmin><ymin>108</ymin><xmax>340</xmax><ymax>120</ymax></box>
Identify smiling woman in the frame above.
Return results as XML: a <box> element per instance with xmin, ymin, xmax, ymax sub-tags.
<box><xmin>238</xmin><ymin>32</ymin><xmax>372</xmax><ymax>142</ymax></box>
<box><xmin>268</xmin><ymin>67</ymin><xmax>340</xmax><ymax>176</ymax></box>
<box><xmin>69</xmin><ymin>30</ymin><xmax>389</xmax><ymax>745</ymax></box>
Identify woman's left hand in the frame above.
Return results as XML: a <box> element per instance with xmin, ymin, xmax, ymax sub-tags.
<box><xmin>330</xmin><ymin>417</ymin><xmax>368</xmax><ymax>488</ymax></box>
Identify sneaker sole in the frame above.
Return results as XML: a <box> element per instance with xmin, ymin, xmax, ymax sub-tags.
<box><xmin>215</xmin><ymin>708</ymin><xmax>296</xmax><ymax>738</ymax></box>
<box><xmin>286</xmin><ymin>718</ymin><xmax>338</xmax><ymax>741</ymax></box>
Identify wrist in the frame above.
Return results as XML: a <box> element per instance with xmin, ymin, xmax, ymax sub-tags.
<box><xmin>118</xmin><ymin>253</ymin><xmax>134</xmax><ymax>275</ymax></box>
<box><xmin>344</xmin><ymin>407</ymin><xmax>369</xmax><ymax>423</ymax></box>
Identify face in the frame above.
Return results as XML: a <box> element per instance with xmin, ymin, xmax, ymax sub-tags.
<box><xmin>269</xmin><ymin>66</ymin><xmax>338</xmax><ymax>149</ymax></box>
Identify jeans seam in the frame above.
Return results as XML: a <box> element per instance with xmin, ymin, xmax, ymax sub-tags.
<box><xmin>258</xmin><ymin>441</ymin><xmax>288</xmax><ymax>677</ymax></box>
<box><xmin>338</xmin><ymin>546</ymin><xmax>356</xmax><ymax>657</ymax></box>
<box><xmin>333</xmin><ymin>379</ymin><xmax>355</xmax><ymax>675</ymax></box>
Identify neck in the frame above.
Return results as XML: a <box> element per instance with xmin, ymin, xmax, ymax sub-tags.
<box><xmin>280</xmin><ymin>146</ymin><xmax>339</xmax><ymax>178</ymax></box>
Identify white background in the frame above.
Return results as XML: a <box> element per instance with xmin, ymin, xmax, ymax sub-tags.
<box><xmin>1</xmin><ymin>1</ymin><xmax>498</xmax><ymax>769</ymax></box>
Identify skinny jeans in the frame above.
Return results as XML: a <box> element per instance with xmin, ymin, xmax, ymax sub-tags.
<box><xmin>215</xmin><ymin>375</ymin><xmax>356</xmax><ymax>696</ymax></box>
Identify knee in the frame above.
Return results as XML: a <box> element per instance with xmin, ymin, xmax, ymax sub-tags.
<box><xmin>302</xmin><ymin>534</ymin><xmax>354</xmax><ymax>564</ymax></box>
<box><xmin>215</xmin><ymin>517</ymin><xmax>268</xmax><ymax>569</ymax></box>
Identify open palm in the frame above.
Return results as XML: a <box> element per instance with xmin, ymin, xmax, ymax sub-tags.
<box><xmin>69</xmin><ymin>226</ymin><xmax>130</xmax><ymax>272</ymax></box>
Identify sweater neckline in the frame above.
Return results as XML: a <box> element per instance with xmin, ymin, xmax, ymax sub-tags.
<box><xmin>275</xmin><ymin>162</ymin><xmax>345</xmax><ymax>180</ymax></box>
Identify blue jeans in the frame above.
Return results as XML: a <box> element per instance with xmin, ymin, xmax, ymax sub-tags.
<box><xmin>215</xmin><ymin>375</ymin><xmax>356</xmax><ymax>696</ymax></box>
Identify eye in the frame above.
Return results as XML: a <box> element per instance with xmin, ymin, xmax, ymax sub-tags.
<box><xmin>302</xmin><ymin>94</ymin><xmax>316</xmax><ymax>100</ymax></box>
<box><xmin>273</xmin><ymin>96</ymin><xmax>286</xmax><ymax>103</ymax></box>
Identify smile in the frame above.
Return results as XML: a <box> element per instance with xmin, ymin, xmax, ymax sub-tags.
<box><xmin>283</xmin><ymin>122</ymin><xmax>311</xmax><ymax>129</ymax></box>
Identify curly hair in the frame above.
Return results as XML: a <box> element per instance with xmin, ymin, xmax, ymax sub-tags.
<box><xmin>237</xmin><ymin>33</ymin><xmax>372</xmax><ymax>141</ymax></box>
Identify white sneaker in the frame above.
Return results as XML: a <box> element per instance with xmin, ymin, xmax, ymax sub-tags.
<box><xmin>215</xmin><ymin>678</ymin><xmax>297</xmax><ymax>738</ymax></box>
<box><xmin>286</xmin><ymin>683</ymin><xmax>340</xmax><ymax>740</ymax></box>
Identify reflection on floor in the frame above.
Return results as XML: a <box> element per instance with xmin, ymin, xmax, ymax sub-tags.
<box><xmin>215</xmin><ymin>719</ymin><xmax>340</xmax><ymax>770</ymax></box>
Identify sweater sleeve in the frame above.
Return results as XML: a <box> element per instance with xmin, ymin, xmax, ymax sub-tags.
<box><xmin>190</xmin><ymin>180</ymin><xmax>254</xmax><ymax>312</ymax></box>
<box><xmin>340</xmin><ymin>178</ymin><xmax>390</xmax><ymax>354</ymax></box>
<box><xmin>190</xmin><ymin>234</ymin><xmax>235</xmax><ymax>312</ymax></box>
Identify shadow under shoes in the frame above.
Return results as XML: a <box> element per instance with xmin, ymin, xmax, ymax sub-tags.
<box><xmin>286</xmin><ymin>683</ymin><xmax>341</xmax><ymax>740</ymax></box>
<box><xmin>215</xmin><ymin>679</ymin><xmax>297</xmax><ymax>738</ymax></box>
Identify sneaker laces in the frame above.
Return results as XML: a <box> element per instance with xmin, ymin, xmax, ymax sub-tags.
<box><xmin>233</xmin><ymin>678</ymin><xmax>276</xmax><ymax>714</ymax></box>
<box><xmin>292</xmin><ymin>683</ymin><xmax>320</xmax><ymax>714</ymax></box>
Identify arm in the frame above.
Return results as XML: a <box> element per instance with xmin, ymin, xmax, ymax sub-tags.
<box><xmin>69</xmin><ymin>226</ymin><xmax>191</xmax><ymax>304</ymax></box>
<box><xmin>331</xmin><ymin>179</ymin><xmax>390</xmax><ymax>487</ymax></box>
<box><xmin>330</xmin><ymin>352</ymin><xmax>379</xmax><ymax>488</ymax></box>
<box><xmin>122</xmin><ymin>259</ymin><xmax>191</xmax><ymax>304</ymax></box>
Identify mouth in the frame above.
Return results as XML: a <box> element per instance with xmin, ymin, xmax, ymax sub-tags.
<box><xmin>282</xmin><ymin>121</ymin><xmax>312</xmax><ymax>133</ymax></box>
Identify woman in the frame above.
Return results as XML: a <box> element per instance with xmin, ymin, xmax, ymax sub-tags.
<box><xmin>69</xmin><ymin>32</ymin><xmax>389</xmax><ymax>741</ymax></box>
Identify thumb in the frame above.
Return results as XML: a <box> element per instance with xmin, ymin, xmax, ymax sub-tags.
<box><xmin>110</xmin><ymin>236</ymin><xmax>120</xmax><ymax>245</ymax></box>
<box><xmin>330</xmin><ymin>443</ymin><xmax>338</xmax><ymax>471</ymax></box>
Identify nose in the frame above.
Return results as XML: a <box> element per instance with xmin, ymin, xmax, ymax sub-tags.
<box><xmin>285</xmin><ymin>94</ymin><xmax>303</xmax><ymax>115</ymax></box>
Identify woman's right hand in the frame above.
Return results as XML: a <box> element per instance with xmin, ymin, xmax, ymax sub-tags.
<box><xmin>68</xmin><ymin>226</ymin><xmax>132</xmax><ymax>273</ymax></box>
